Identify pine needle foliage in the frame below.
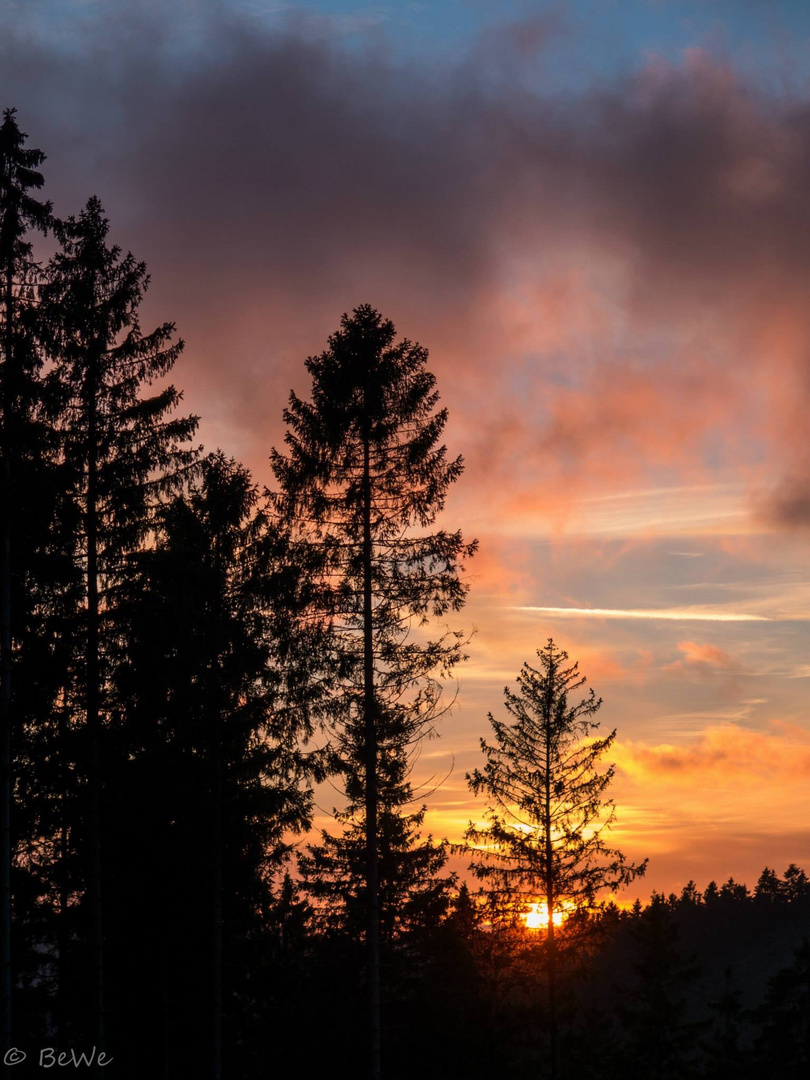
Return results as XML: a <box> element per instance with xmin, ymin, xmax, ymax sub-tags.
<box><xmin>37</xmin><ymin>194</ymin><xmax>199</xmax><ymax>1051</ymax></box>
<box><xmin>271</xmin><ymin>304</ymin><xmax>475</xmax><ymax>1078</ymax></box>
<box><xmin>0</xmin><ymin>104</ymin><xmax>53</xmax><ymax>1051</ymax></box>
<box><xmin>466</xmin><ymin>639</ymin><xmax>645</xmax><ymax>919</ymax></box>
<box><xmin>271</xmin><ymin>304</ymin><xmax>476</xmax><ymax>926</ymax></box>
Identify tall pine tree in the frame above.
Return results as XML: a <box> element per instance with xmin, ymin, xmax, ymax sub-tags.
<box><xmin>38</xmin><ymin>195</ymin><xmax>198</xmax><ymax>1056</ymax></box>
<box><xmin>271</xmin><ymin>304</ymin><xmax>476</xmax><ymax>1079</ymax></box>
<box><xmin>101</xmin><ymin>451</ymin><xmax>317</xmax><ymax>1077</ymax></box>
<box><xmin>466</xmin><ymin>639</ymin><xmax>646</xmax><ymax>1080</ymax></box>
<box><xmin>0</xmin><ymin>106</ymin><xmax>52</xmax><ymax>1052</ymax></box>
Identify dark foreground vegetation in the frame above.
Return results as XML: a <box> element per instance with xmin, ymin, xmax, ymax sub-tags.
<box><xmin>11</xmin><ymin>852</ymin><xmax>810</xmax><ymax>1078</ymax></box>
<box><xmin>282</xmin><ymin>867</ymin><xmax>810</xmax><ymax>1080</ymax></box>
<box><xmin>2</xmin><ymin>109</ymin><xmax>808</xmax><ymax>1079</ymax></box>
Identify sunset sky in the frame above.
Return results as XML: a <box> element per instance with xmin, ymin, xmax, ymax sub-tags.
<box><xmin>3</xmin><ymin>0</ymin><xmax>810</xmax><ymax>899</ymax></box>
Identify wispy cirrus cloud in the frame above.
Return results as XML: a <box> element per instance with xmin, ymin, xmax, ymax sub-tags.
<box><xmin>513</xmin><ymin>606</ymin><xmax>772</xmax><ymax>622</ymax></box>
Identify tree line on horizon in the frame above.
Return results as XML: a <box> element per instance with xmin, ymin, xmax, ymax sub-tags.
<box><xmin>1</xmin><ymin>108</ymin><xmax>808</xmax><ymax>1080</ymax></box>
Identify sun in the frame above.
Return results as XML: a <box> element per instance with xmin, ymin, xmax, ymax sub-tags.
<box><xmin>523</xmin><ymin>901</ymin><xmax>574</xmax><ymax>930</ymax></box>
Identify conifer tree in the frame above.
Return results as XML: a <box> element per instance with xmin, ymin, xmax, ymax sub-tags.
<box><xmin>783</xmin><ymin>863</ymin><xmax>810</xmax><ymax>902</ymax></box>
<box><xmin>616</xmin><ymin>897</ymin><xmax>703</xmax><ymax>1080</ymax></box>
<box><xmin>466</xmin><ymin>639</ymin><xmax>645</xmax><ymax>1080</ymax></box>
<box><xmin>0</xmin><ymin>106</ymin><xmax>52</xmax><ymax>1050</ymax></box>
<box><xmin>38</xmin><ymin>196</ymin><xmax>198</xmax><ymax>1055</ymax></box>
<box><xmin>107</xmin><ymin>452</ymin><xmax>316</xmax><ymax>1077</ymax></box>
<box><xmin>271</xmin><ymin>304</ymin><xmax>476</xmax><ymax>1079</ymax></box>
<box><xmin>753</xmin><ymin>940</ymin><xmax>810</xmax><ymax>1078</ymax></box>
<box><xmin>754</xmin><ymin>868</ymin><xmax>784</xmax><ymax>904</ymax></box>
<box><xmin>704</xmin><ymin>967</ymin><xmax>749</xmax><ymax>1080</ymax></box>
<box><xmin>703</xmin><ymin>880</ymin><xmax>720</xmax><ymax>906</ymax></box>
<box><xmin>719</xmin><ymin>878</ymin><xmax>750</xmax><ymax>903</ymax></box>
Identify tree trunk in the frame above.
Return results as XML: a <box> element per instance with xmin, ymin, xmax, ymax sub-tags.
<box><xmin>160</xmin><ymin>947</ymin><xmax>169</xmax><ymax>1080</ymax></box>
<box><xmin>57</xmin><ymin>819</ymin><xmax>70</xmax><ymax>1039</ymax></box>
<box><xmin>544</xmin><ymin>653</ymin><xmax>558</xmax><ymax>1080</ymax></box>
<box><xmin>85</xmin><ymin>358</ymin><xmax>105</xmax><ymax>1067</ymax></box>
<box><xmin>362</xmin><ymin>429</ymin><xmax>381</xmax><ymax>1080</ymax></box>
<box><xmin>212</xmin><ymin>721</ymin><xmax>223</xmax><ymax>1080</ymax></box>
<box><xmin>546</xmin><ymin>917</ymin><xmax>558</xmax><ymax>1080</ymax></box>
<box><xmin>1</xmin><ymin>260</ymin><xmax>13</xmax><ymax>1071</ymax></box>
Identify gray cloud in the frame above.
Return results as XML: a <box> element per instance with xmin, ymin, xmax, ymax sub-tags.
<box><xmin>3</xmin><ymin>3</ymin><xmax>810</xmax><ymax>522</ymax></box>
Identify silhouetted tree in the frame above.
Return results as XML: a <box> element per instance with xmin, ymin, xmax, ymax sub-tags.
<box><xmin>0</xmin><ymin>105</ymin><xmax>52</xmax><ymax>1050</ymax></box>
<box><xmin>752</xmin><ymin>940</ymin><xmax>810</xmax><ymax>1079</ymax></box>
<box><xmin>38</xmin><ymin>196</ymin><xmax>198</xmax><ymax>1056</ymax></box>
<box><xmin>703</xmin><ymin>880</ymin><xmax>720</xmax><ymax>906</ymax></box>
<box><xmin>615</xmin><ymin>897</ymin><xmax>703</xmax><ymax>1080</ymax></box>
<box><xmin>107</xmin><ymin>452</ymin><xmax>316</xmax><ymax>1077</ymax></box>
<box><xmin>783</xmin><ymin>864</ymin><xmax>810</xmax><ymax>902</ymax></box>
<box><xmin>271</xmin><ymin>304</ymin><xmax>475</xmax><ymax>1079</ymax></box>
<box><xmin>466</xmin><ymin>639</ymin><xmax>646</xmax><ymax>1080</ymax></box>
<box><xmin>679</xmin><ymin>880</ymin><xmax>702</xmax><ymax>906</ymax></box>
<box><xmin>754</xmin><ymin>867</ymin><xmax>784</xmax><ymax>904</ymax></box>
<box><xmin>719</xmin><ymin>878</ymin><xmax>750</xmax><ymax>903</ymax></box>
<box><xmin>703</xmin><ymin>967</ymin><xmax>750</xmax><ymax>1080</ymax></box>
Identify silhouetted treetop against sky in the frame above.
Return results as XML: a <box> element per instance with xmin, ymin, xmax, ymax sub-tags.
<box><xmin>1</xmin><ymin>102</ymin><xmax>55</xmax><ymax>1059</ymax></box>
<box><xmin>273</xmin><ymin>303</ymin><xmax>467</xmax><ymax>538</ymax></box>
<box><xmin>270</xmin><ymin>304</ymin><xmax>477</xmax><ymax>735</ymax></box>
<box><xmin>467</xmin><ymin>638</ymin><xmax>645</xmax><ymax>918</ymax></box>
<box><xmin>0</xmin><ymin>107</ymin><xmax>51</xmax><ymax>268</ymax></box>
<box><xmin>272</xmin><ymin>303</ymin><xmax>475</xmax><ymax>1080</ymax></box>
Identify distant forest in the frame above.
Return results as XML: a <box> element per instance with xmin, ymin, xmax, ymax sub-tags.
<box><xmin>1</xmin><ymin>108</ymin><xmax>808</xmax><ymax>1080</ymax></box>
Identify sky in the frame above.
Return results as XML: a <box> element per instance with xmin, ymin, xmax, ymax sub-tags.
<box><xmin>3</xmin><ymin>0</ymin><xmax>810</xmax><ymax>900</ymax></box>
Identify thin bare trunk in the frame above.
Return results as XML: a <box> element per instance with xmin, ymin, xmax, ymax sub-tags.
<box><xmin>160</xmin><ymin>950</ymin><xmax>169</xmax><ymax>1080</ymax></box>
<box><xmin>547</xmin><ymin>915</ymin><xmax>558</xmax><ymax>1080</ymax></box>
<box><xmin>55</xmin><ymin>687</ymin><xmax>70</xmax><ymax>1040</ymax></box>
<box><xmin>1</xmin><ymin>260</ymin><xmax>13</xmax><ymax>1071</ymax></box>
<box><xmin>57</xmin><ymin>820</ymin><xmax>70</xmax><ymax>1039</ymax></box>
<box><xmin>545</xmin><ymin>657</ymin><xmax>558</xmax><ymax>1080</ymax></box>
<box><xmin>85</xmin><ymin>358</ymin><xmax>104</xmax><ymax>1066</ymax></box>
<box><xmin>212</xmin><ymin>727</ymin><xmax>223</xmax><ymax>1080</ymax></box>
<box><xmin>362</xmin><ymin>428</ymin><xmax>381</xmax><ymax>1080</ymax></box>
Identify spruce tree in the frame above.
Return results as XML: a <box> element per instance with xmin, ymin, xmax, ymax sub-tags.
<box><xmin>616</xmin><ymin>897</ymin><xmax>703</xmax><ymax>1080</ymax></box>
<box><xmin>466</xmin><ymin>639</ymin><xmax>646</xmax><ymax>1080</ymax></box>
<box><xmin>753</xmin><ymin>940</ymin><xmax>810</xmax><ymax>1079</ymax></box>
<box><xmin>38</xmin><ymin>196</ymin><xmax>198</xmax><ymax>1056</ymax></box>
<box><xmin>783</xmin><ymin>864</ymin><xmax>810</xmax><ymax>902</ymax></box>
<box><xmin>107</xmin><ymin>452</ymin><xmax>317</xmax><ymax>1077</ymax></box>
<box><xmin>704</xmin><ymin>967</ymin><xmax>749</xmax><ymax>1080</ymax></box>
<box><xmin>271</xmin><ymin>304</ymin><xmax>476</xmax><ymax>1079</ymax></box>
<box><xmin>754</xmin><ymin>868</ymin><xmax>784</xmax><ymax>904</ymax></box>
<box><xmin>0</xmin><ymin>106</ymin><xmax>52</xmax><ymax>1051</ymax></box>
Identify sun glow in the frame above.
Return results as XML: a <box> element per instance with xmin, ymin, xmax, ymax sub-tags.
<box><xmin>524</xmin><ymin>902</ymin><xmax>574</xmax><ymax>930</ymax></box>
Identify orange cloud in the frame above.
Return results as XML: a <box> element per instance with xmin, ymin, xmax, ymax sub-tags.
<box><xmin>463</xmin><ymin>534</ymin><xmax>535</xmax><ymax>600</ymax></box>
<box><xmin>664</xmin><ymin>640</ymin><xmax>741</xmax><ymax>675</ymax></box>
<box><xmin>614</xmin><ymin>722</ymin><xmax>810</xmax><ymax>785</ymax></box>
<box><xmin>604</xmin><ymin>721</ymin><xmax>810</xmax><ymax>893</ymax></box>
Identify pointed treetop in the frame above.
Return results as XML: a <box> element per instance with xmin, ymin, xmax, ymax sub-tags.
<box><xmin>0</xmin><ymin>106</ymin><xmax>52</xmax><ymax>262</ymax></box>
